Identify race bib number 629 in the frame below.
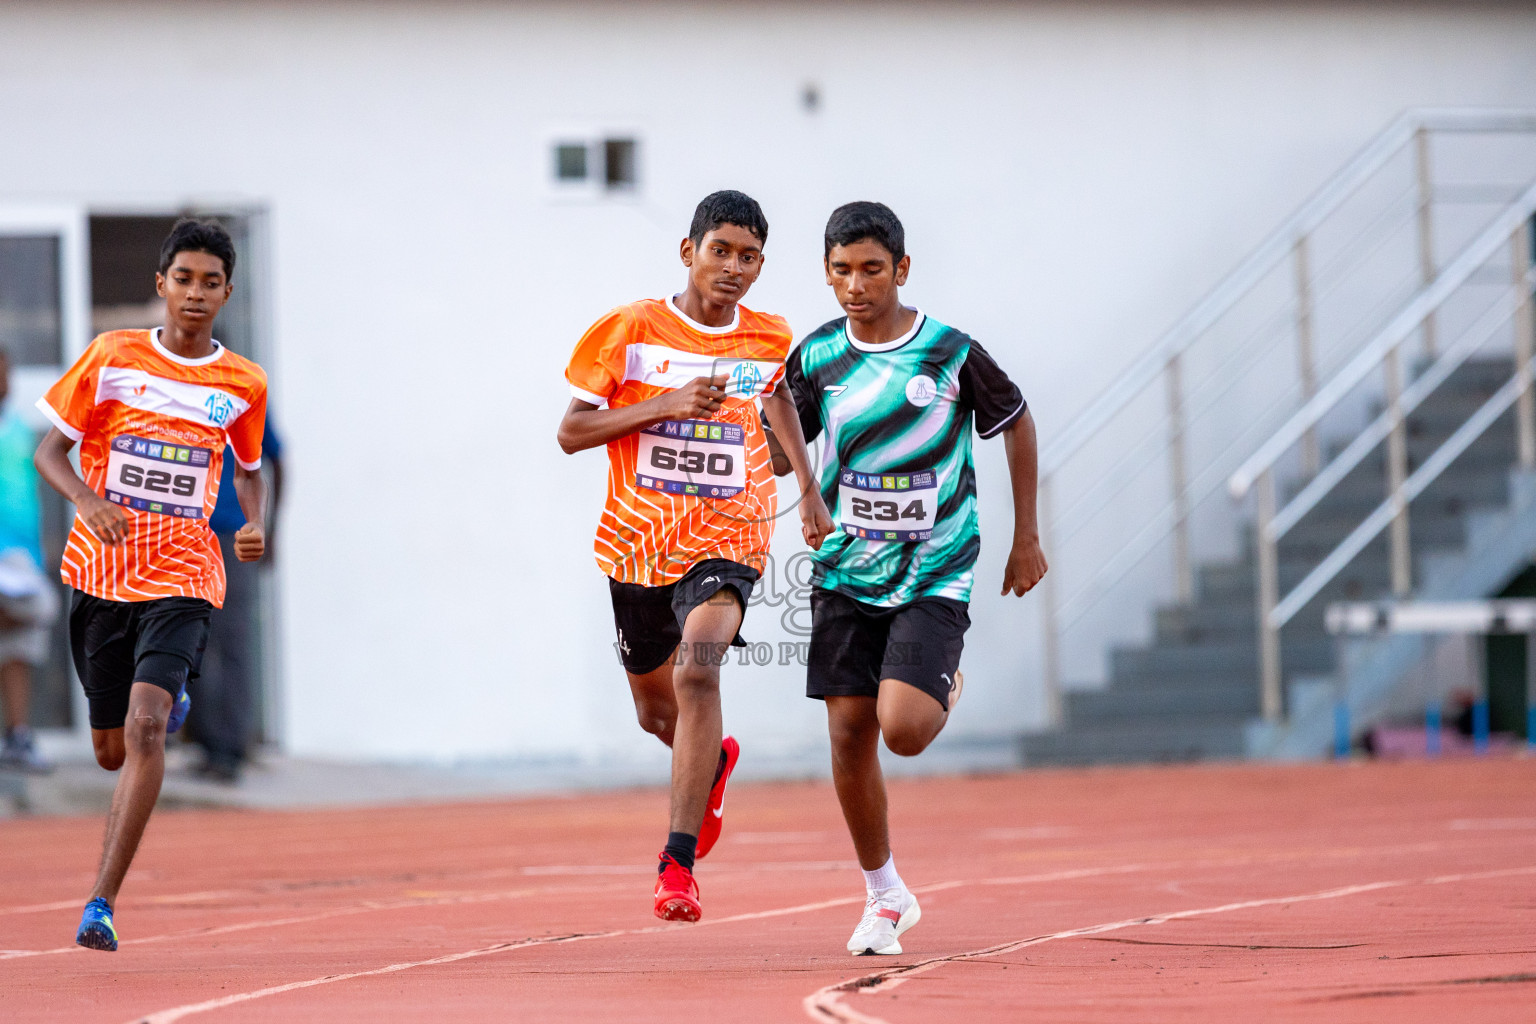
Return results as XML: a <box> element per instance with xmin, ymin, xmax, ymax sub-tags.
<box><xmin>104</xmin><ymin>435</ymin><xmax>212</xmax><ymax>518</ymax></box>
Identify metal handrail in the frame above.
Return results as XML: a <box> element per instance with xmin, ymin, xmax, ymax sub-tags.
<box><xmin>1242</xmin><ymin>192</ymin><xmax>1536</xmax><ymax>720</ymax></box>
<box><xmin>1268</xmin><ymin>268</ymin><xmax>1535</xmax><ymax>542</ymax></box>
<box><xmin>1036</xmin><ymin>108</ymin><xmax>1536</xmax><ymax>719</ymax></box>
<box><xmin>1273</xmin><ymin>351</ymin><xmax>1536</xmax><ymax>627</ymax></box>
<box><xmin>1040</xmin><ymin>109</ymin><xmax>1536</xmax><ymax>476</ymax></box>
<box><xmin>1228</xmin><ymin>179</ymin><xmax>1536</xmax><ymax>499</ymax></box>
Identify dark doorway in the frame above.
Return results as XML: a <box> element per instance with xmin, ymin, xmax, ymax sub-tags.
<box><xmin>1486</xmin><ymin>563</ymin><xmax>1535</xmax><ymax>738</ymax></box>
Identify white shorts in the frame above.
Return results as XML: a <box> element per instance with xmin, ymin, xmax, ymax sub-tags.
<box><xmin>0</xmin><ymin>551</ymin><xmax>59</xmax><ymax>667</ymax></box>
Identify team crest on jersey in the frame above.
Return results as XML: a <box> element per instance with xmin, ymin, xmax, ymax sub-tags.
<box><xmin>728</xmin><ymin>361</ymin><xmax>763</xmax><ymax>397</ymax></box>
<box><xmin>204</xmin><ymin>391</ymin><xmax>237</xmax><ymax>427</ymax></box>
<box><xmin>905</xmin><ymin>374</ymin><xmax>938</xmax><ymax>408</ymax></box>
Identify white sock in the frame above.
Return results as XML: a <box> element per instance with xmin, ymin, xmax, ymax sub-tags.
<box><xmin>862</xmin><ymin>853</ymin><xmax>904</xmax><ymax>893</ymax></box>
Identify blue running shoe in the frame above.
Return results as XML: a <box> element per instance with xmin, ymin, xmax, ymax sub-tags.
<box><xmin>167</xmin><ymin>687</ymin><xmax>190</xmax><ymax>735</ymax></box>
<box><xmin>76</xmin><ymin>898</ymin><xmax>117</xmax><ymax>951</ymax></box>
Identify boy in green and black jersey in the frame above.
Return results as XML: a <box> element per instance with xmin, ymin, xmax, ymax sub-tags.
<box><xmin>774</xmin><ymin>201</ymin><xmax>1047</xmax><ymax>955</ymax></box>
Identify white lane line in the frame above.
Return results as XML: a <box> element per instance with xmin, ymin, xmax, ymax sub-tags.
<box><xmin>107</xmin><ymin>862</ymin><xmax>1194</xmax><ymax>1022</ymax></box>
<box><xmin>131</xmin><ymin>933</ymin><xmax>619</xmax><ymax>1024</ymax></box>
<box><xmin>0</xmin><ymin>858</ymin><xmax>863</xmax><ymax>919</ymax></box>
<box><xmin>0</xmin><ymin>831</ymin><xmax>1496</xmax><ymax>919</ymax></box>
<box><xmin>0</xmin><ymin>890</ymin><xmax>245</xmax><ymax>917</ymax></box>
<box><xmin>731</xmin><ymin>832</ymin><xmax>835</xmax><ymax>844</ymax></box>
<box><xmin>2</xmin><ymin>857</ymin><xmax>880</xmax><ymax>960</ymax></box>
<box><xmin>521</xmin><ymin>860</ymin><xmax>858</xmax><ymax>876</ymax></box>
<box><xmin>118</xmin><ymin>887</ymin><xmax>942</xmax><ymax>1023</ymax></box>
<box><xmin>801</xmin><ymin>864</ymin><xmax>1536</xmax><ymax>1024</ymax></box>
<box><xmin>85</xmin><ymin>854</ymin><xmax>1536</xmax><ymax>1020</ymax></box>
<box><xmin>0</xmin><ymin>882</ymin><xmax>636</xmax><ymax>961</ymax></box>
<box><xmin>0</xmin><ymin>840</ymin><xmax>1487</xmax><ymax>962</ymax></box>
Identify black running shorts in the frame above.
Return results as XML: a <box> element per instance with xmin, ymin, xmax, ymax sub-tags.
<box><xmin>69</xmin><ymin>591</ymin><xmax>212</xmax><ymax>730</ymax></box>
<box><xmin>806</xmin><ymin>589</ymin><xmax>969</xmax><ymax>710</ymax></box>
<box><xmin>608</xmin><ymin>559</ymin><xmax>760</xmax><ymax>675</ymax></box>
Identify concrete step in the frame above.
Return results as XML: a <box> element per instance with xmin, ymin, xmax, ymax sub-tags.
<box><xmin>1403</xmin><ymin>402</ymin><xmax>1518</xmax><ymax>434</ymax></box>
<box><xmin>1277</xmin><ymin>514</ymin><xmax>1467</xmax><ymax>559</ymax></box>
<box><xmin>1288</xmin><ymin>464</ymin><xmax>1512</xmax><ymax>511</ymax></box>
<box><xmin>1066</xmin><ymin>681</ymin><xmax>1262</xmax><ymax>722</ymax></box>
<box><xmin>1154</xmin><ymin>603</ymin><xmax>1258</xmax><ymax>640</ymax></box>
<box><xmin>1196</xmin><ymin>547</ymin><xmax>1478</xmax><ymax>606</ymax></box>
<box><xmin>1153</xmin><ymin>602</ymin><xmax>1332</xmax><ymax>644</ymax></box>
<box><xmin>1110</xmin><ymin>638</ymin><xmax>1334</xmax><ymax>685</ymax></box>
<box><xmin>1416</xmin><ymin>356</ymin><xmax>1516</xmax><ymax>384</ymax></box>
<box><xmin>1018</xmin><ymin>715</ymin><xmax>1251</xmax><ymax>766</ymax></box>
<box><xmin>1198</xmin><ymin>557</ymin><xmax>1398</xmax><ymax>603</ymax></box>
<box><xmin>1031</xmin><ymin>356</ymin><xmax>1523</xmax><ymax>768</ymax></box>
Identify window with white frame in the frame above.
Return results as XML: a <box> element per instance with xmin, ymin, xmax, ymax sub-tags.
<box><xmin>549</xmin><ymin>135</ymin><xmax>639</xmax><ymax>195</ymax></box>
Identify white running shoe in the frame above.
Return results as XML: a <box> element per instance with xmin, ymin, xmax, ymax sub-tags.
<box><xmin>847</xmin><ymin>887</ymin><xmax>921</xmax><ymax>955</ymax></box>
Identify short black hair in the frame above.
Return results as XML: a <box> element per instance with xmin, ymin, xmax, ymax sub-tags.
<box><xmin>824</xmin><ymin>201</ymin><xmax>905</xmax><ymax>263</ymax></box>
<box><xmin>688</xmin><ymin>190</ymin><xmax>769</xmax><ymax>246</ymax></box>
<box><xmin>158</xmin><ymin>218</ymin><xmax>237</xmax><ymax>279</ymax></box>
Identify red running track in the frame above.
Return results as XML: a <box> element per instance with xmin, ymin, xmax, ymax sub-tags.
<box><xmin>3</xmin><ymin>759</ymin><xmax>1534</xmax><ymax>1023</ymax></box>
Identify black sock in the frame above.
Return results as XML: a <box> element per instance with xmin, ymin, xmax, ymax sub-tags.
<box><xmin>660</xmin><ymin>831</ymin><xmax>697</xmax><ymax>873</ymax></box>
<box><xmin>712</xmin><ymin>747</ymin><xmax>727</xmax><ymax>786</ymax></box>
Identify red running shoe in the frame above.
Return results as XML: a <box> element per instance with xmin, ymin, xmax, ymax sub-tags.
<box><xmin>695</xmin><ymin>735</ymin><xmax>740</xmax><ymax>860</ymax></box>
<box><xmin>654</xmin><ymin>853</ymin><xmax>702</xmax><ymax>922</ymax></box>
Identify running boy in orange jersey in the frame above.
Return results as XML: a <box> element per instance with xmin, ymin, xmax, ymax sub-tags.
<box><xmin>559</xmin><ymin>190</ymin><xmax>833</xmax><ymax>921</ymax></box>
<box><xmin>33</xmin><ymin>219</ymin><xmax>268</xmax><ymax>951</ymax></box>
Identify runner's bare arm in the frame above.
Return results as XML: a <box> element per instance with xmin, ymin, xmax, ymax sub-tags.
<box><xmin>557</xmin><ymin>375</ymin><xmax>730</xmax><ymax>454</ymax></box>
<box><xmin>231</xmin><ymin>464</ymin><xmax>268</xmax><ymax>563</ymax></box>
<box><xmin>762</xmin><ymin>421</ymin><xmax>792</xmax><ymax>476</ymax></box>
<box><xmin>760</xmin><ymin>390</ymin><xmax>835</xmax><ymax>550</ymax></box>
<box><xmin>1000</xmin><ymin>409</ymin><xmax>1048</xmax><ymax>596</ymax></box>
<box><xmin>33</xmin><ymin>427</ymin><xmax>129</xmax><ymax>546</ymax></box>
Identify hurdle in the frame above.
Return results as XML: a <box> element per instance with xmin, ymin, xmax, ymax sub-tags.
<box><xmin>1324</xmin><ymin>599</ymin><xmax>1536</xmax><ymax>757</ymax></box>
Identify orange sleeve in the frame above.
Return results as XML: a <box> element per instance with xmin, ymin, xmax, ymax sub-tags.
<box><xmin>759</xmin><ymin>317</ymin><xmax>792</xmax><ymax>397</ymax></box>
<box><xmin>565</xmin><ymin>307</ymin><xmax>631</xmax><ymax>406</ymax></box>
<box><xmin>36</xmin><ymin>336</ymin><xmax>109</xmax><ymax>441</ymax></box>
<box><xmin>226</xmin><ymin>374</ymin><xmax>268</xmax><ymax>470</ymax></box>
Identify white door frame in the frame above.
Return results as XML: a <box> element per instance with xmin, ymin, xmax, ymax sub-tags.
<box><xmin>0</xmin><ymin>203</ymin><xmax>91</xmax><ymax>422</ymax></box>
<box><xmin>0</xmin><ymin>202</ymin><xmax>92</xmax><ymax>746</ymax></box>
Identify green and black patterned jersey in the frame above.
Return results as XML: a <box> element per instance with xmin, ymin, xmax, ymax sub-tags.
<box><xmin>784</xmin><ymin>310</ymin><xmax>1026</xmax><ymax>607</ymax></box>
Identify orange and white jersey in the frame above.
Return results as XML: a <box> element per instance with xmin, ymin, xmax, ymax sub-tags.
<box><xmin>37</xmin><ymin>329</ymin><xmax>267</xmax><ymax>607</ymax></box>
<box><xmin>566</xmin><ymin>297</ymin><xmax>790</xmax><ymax>586</ymax></box>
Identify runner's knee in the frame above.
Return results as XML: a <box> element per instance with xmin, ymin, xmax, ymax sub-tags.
<box><xmin>633</xmin><ymin>698</ymin><xmax>675</xmax><ymax>738</ymax></box>
<box><xmin>671</xmin><ymin>658</ymin><xmax>721</xmax><ymax>701</ymax></box>
<box><xmin>123</xmin><ymin>703</ymin><xmax>168</xmax><ymax>754</ymax></box>
<box><xmin>93</xmin><ymin>734</ymin><xmax>125</xmax><ymax>771</ymax></box>
<box><xmin>827</xmin><ymin>707</ymin><xmax>879</xmax><ymax>753</ymax></box>
<box><xmin>881</xmin><ymin>719</ymin><xmax>937</xmax><ymax>757</ymax></box>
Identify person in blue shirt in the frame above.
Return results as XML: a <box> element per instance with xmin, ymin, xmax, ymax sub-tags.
<box><xmin>187</xmin><ymin>417</ymin><xmax>283</xmax><ymax>782</ymax></box>
<box><xmin>0</xmin><ymin>348</ymin><xmax>59</xmax><ymax>773</ymax></box>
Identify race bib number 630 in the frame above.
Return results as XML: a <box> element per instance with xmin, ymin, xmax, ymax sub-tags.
<box><xmin>635</xmin><ymin>419</ymin><xmax>747</xmax><ymax>499</ymax></box>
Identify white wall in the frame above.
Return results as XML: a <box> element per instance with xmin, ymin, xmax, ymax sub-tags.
<box><xmin>1</xmin><ymin>1</ymin><xmax>1534</xmax><ymax>761</ymax></box>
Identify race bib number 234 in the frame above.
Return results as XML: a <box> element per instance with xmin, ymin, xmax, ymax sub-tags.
<box><xmin>838</xmin><ymin>469</ymin><xmax>936</xmax><ymax>541</ymax></box>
